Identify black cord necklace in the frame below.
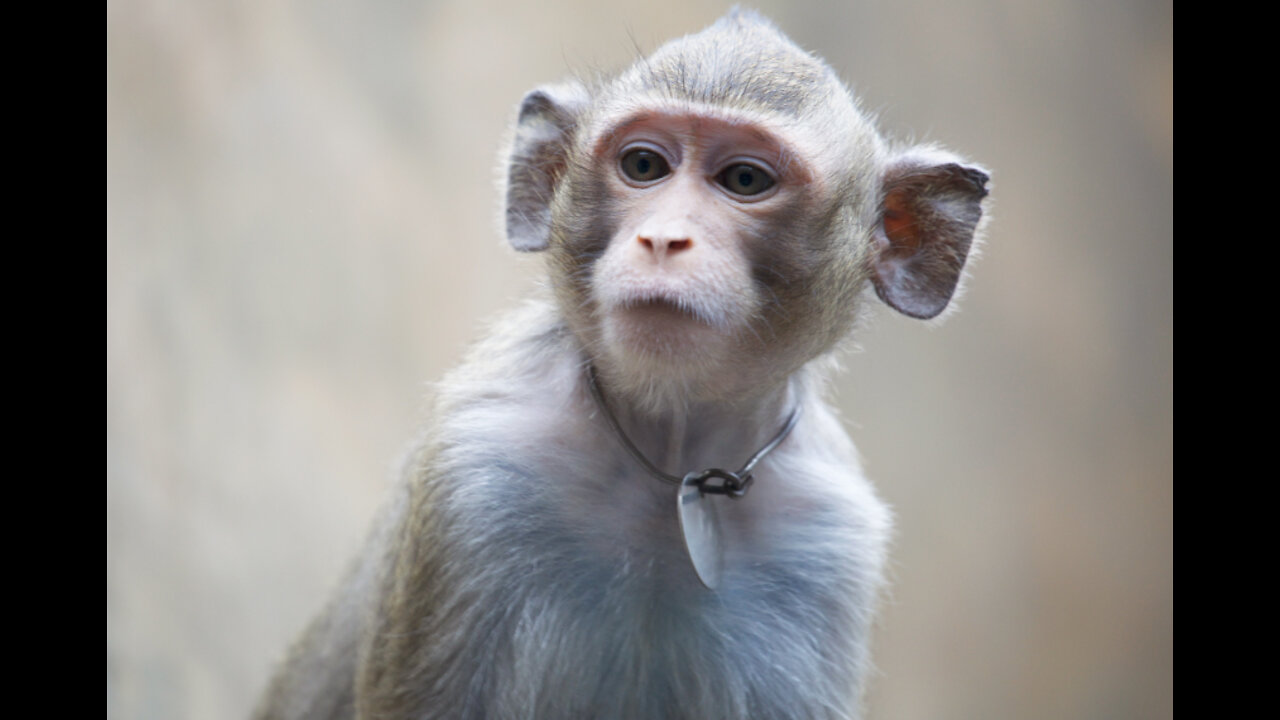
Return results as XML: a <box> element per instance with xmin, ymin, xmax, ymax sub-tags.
<box><xmin>585</xmin><ymin>365</ymin><xmax>802</xmax><ymax>588</ymax></box>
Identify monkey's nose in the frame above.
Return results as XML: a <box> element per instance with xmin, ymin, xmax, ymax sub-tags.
<box><xmin>637</xmin><ymin>235</ymin><xmax>693</xmax><ymax>258</ymax></box>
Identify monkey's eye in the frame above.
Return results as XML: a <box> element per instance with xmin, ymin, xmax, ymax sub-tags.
<box><xmin>717</xmin><ymin>163</ymin><xmax>776</xmax><ymax>197</ymax></box>
<box><xmin>620</xmin><ymin>149</ymin><xmax>671</xmax><ymax>183</ymax></box>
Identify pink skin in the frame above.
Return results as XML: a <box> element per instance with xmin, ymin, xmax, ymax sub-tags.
<box><xmin>589</xmin><ymin>114</ymin><xmax>811</xmax><ymax>368</ymax></box>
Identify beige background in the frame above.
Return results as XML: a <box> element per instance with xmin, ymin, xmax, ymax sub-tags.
<box><xmin>107</xmin><ymin>1</ymin><xmax>1172</xmax><ymax>718</ymax></box>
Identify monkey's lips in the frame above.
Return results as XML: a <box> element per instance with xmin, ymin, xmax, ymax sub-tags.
<box><xmin>603</xmin><ymin>294</ymin><xmax>729</xmax><ymax>359</ymax></box>
<box><xmin>603</xmin><ymin>281</ymin><xmax>735</xmax><ymax>327</ymax></box>
<box><xmin>618</xmin><ymin>296</ymin><xmax>706</xmax><ymax>322</ymax></box>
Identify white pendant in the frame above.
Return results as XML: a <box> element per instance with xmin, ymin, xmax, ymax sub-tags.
<box><xmin>677</xmin><ymin>475</ymin><xmax>725</xmax><ymax>589</ymax></box>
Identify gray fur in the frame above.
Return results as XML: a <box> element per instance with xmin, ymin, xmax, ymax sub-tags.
<box><xmin>505</xmin><ymin>83</ymin><xmax>590</xmax><ymax>252</ymax></box>
<box><xmin>256</xmin><ymin>9</ymin><xmax>987</xmax><ymax>720</ymax></box>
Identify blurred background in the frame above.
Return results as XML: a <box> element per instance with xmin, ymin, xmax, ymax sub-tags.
<box><xmin>107</xmin><ymin>1</ymin><xmax>1172</xmax><ymax>718</ymax></box>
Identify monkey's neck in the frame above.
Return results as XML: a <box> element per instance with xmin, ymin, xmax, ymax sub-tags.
<box><xmin>590</xmin><ymin>366</ymin><xmax>803</xmax><ymax>479</ymax></box>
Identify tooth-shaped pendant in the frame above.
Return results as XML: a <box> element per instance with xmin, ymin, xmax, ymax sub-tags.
<box><xmin>677</xmin><ymin>474</ymin><xmax>725</xmax><ymax>589</ymax></box>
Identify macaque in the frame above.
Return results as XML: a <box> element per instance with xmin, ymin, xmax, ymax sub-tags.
<box><xmin>256</xmin><ymin>9</ymin><xmax>988</xmax><ymax>720</ymax></box>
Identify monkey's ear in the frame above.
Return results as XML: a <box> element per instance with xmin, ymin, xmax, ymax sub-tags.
<box><xmin>870</xmin><ymin>149</ymin><xmax>990</xmax><ymax>319</ymax></box>
<box><xmin>504</xmin><ymin>82</ymin><xmax>590</xmax><ymax>252</ymax></box>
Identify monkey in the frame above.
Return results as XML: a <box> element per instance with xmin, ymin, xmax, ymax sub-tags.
<box><xmin>254</xmin><ymin>9</ymin><xmax>988</xmax><ymax>720</ymax></box>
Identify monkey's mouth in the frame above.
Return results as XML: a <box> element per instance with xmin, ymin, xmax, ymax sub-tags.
<box><xmin>607</xmin><ymin>285</ymin><xmax>735</xmax><ymax>329</ymax></box>
<box><xmin>601</xmin><ymin>293</ymin><xmax>733</xmax><ymax>362</ymax></box>
<box><xmin>617</xmin><ymin>296</ymin><xmax>708</xmax><ymax>324</ymax></box>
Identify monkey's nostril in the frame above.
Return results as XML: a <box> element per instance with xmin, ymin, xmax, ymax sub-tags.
<box><xmin>637</xmin><ymin>236</ymin><xmax>693</xmax><ymax>255</ymax></box>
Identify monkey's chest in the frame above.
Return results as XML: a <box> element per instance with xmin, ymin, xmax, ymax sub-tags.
<box><xmin>475</xmin><ymin>538</ymin><xmax>853</xmax><ymax>720</ymax></box>
<box><xmin>453</xmin><ymin>468</ymin><xmax>859</xmax><ymax>719</ymax></box>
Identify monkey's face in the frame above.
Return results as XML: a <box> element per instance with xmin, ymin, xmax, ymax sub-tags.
<box><xmin>551</xmin><ymin>108</ymin><xmax>860</xmax><ymax>409</ymax></box>
<box><xmin>593</xmin><ymin>114</ymin><xmax>797</xmax><ymax>353</ymax></box>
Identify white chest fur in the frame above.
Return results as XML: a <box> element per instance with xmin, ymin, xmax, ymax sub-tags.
<box><xmin>404</xmin><ymin>323</ymin><xmax>892</xmax><ymax>719</ymax></box>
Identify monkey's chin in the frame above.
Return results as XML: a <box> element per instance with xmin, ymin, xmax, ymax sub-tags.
<box><xmin>599</xmin><ymin>302</ymin><xmax>737</xmax><ymax>398</ymax></box>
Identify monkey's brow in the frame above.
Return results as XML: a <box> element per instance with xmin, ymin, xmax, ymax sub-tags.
<box><xmin>589</xmin><ymin>110</ymin><xmax>800</xmax><ymax>166</ymax></box>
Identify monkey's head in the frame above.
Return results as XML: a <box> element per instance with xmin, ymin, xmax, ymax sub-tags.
<box><xmin>504</xmin><ymin>10</ymin><xmax>988</xmax><ymax>412</ymax></box>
